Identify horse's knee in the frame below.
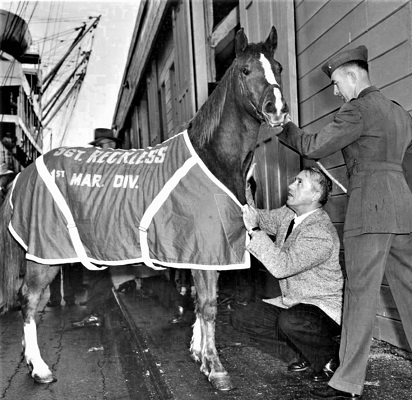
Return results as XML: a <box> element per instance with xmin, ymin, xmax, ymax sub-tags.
<box><xmin>198</xmin><ymin>301</ymin><xmax>217</xmax><ymax>321</ymax></box>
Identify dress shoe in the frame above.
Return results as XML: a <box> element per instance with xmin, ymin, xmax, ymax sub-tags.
<box><xmin>46</xmin><ymin>301</ymin><xmax>61</xmax><ymax>308</ymax></box>
<box><xmin>324</xmin><ymin>358</ymin><xmax>339</xmax><ymax>374</ymax></box>
<box><xmin>72</xmin><ymin>315</ymin><xmax>103</xmax><ymax>327</ymax></box>
<box><xmin>287</xmin><ymin>359</ymin><xmax>310</xmax><ymax>372</ymax></box>
<box><xmin>312</xmin><ymin>358</ymin><xmax>339</xmax><ymax>382</ymax></box>
<box><xmin>310</xmin><ymin>386</ymin><xmax>361</xmax><ymax>399</ymax></box>
<box><xmin>169</xmin><ymin>306</ymin><xmax>185</xmax><ymax>324</ymax></box>
<box><xmin>312</xmin><ymin>370</ymin><xmax>332</xmax><ymax>382</ymax></box>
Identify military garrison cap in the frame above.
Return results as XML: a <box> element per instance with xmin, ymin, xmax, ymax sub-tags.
<box><xmin>321</xmin><ymin>45</ymin><xmax>368</xmax><ymax>78</ymax></box>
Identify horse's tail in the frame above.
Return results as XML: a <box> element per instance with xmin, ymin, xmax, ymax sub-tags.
<box><xmin>0</xmin><ymin>189</ymin><xmax>25</xmax><ymax>313</ymax></box>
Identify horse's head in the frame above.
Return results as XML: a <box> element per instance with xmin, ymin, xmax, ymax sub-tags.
<box><xmin>188</xmin><ymin>26</ymin><xmax>288</xmax><ymax>203</ymax></box>
<box><xmin>235</xmin><ymin>26</ymin><xmax>288</xmax><ymax>127</ymax></box>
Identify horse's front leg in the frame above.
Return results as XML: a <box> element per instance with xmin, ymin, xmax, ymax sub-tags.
<box><xmin>20</xmin><ymin>261</ymin><xmax>59</xmax><ymax>383</ymax></box>
<box><xmin>190</xmin><ymin>270</ymin><xmax>234</xmax><ymax>391</ymax></box>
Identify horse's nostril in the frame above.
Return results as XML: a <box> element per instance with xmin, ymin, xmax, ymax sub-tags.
<box><xmin>264</xmin><ymin>102</ymin><xmax>275</xmax><ymax>113</ymax></box>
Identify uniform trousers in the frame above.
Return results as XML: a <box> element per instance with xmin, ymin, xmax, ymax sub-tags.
<box><xmin>49</xmin><ymin>265</ymin><xmax>77</xmax><ymax>305</ymax></box>
<box><xmin>84</xmin><ymin>268</ymin><xmax>113</xmax><ymax>316</ymax></box>
<box><xmin>330</xmin><ymin>233</ymin><xmax>412</xmax><ymax>395</ymax></box>
<box><xmin>230</xmin><ymin>301</ymin><xmax>340</xmax><ymax>372</ymax></box>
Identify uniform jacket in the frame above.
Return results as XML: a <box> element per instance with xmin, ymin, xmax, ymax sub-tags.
<box><xmin>247</xmin><ymin>204</ymin><xmax>343</xmax><ymax>324</ymax></box>
<box><xmin>278</xmin><ymin>86</ymin><xmax>412</xmax><ymax>237</ymax></box>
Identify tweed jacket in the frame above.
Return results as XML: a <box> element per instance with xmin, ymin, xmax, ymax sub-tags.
<box><xmin>247</xmin><ymin>204</ymin><xmax>343</xmax><ymax>324</ymax></box>
<box><xmin>278</xmin><ymin>86</ymin><xmax>412</xmax><ymax>238</ymax></box>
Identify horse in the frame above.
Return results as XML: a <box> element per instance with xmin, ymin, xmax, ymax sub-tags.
<box><xmin>0</xmin><ymin>26</ymin><xmax>288</xmax><ymax>391</ymax></box>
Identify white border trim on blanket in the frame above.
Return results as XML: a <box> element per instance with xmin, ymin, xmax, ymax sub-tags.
<box><xmin>35</xmin><ymin>156</ymin><xmax>107</xmax><ymax>271</ymax></box>
<box><xmin>182</xmin><ymin>130</ymin><xmax>243</xmax><ymax>207</ymax></box>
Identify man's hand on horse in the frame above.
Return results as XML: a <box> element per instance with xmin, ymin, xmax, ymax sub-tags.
<box><xmin>276</xmin><ymin>113</ymin><xmax>292</xmax><ymax>132</ymax></box>
<box><xmin>242</xmin><ymin>205</ymin><xmax>259</xmax><ymax>232</ymax></box>
<box><xmin>284</xmin><ymin>113</ymin><xmax>292</xmax><ymax>124</ymax></box>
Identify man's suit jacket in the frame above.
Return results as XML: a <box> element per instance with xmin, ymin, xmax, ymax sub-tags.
<box><xmin>248</xmin><ymin>206</ymin><xmax>343</xmax><ymax>324</ymax></box>
<box><xmin>278</xmin><ymin>86</ymin><xmax>412</xmax><ymax>238</ymax></box>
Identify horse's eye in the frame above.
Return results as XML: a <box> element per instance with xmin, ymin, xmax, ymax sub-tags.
<box><xmin>242</xmin><ymin>67</ymin><xmax>250</xmax><ymax>76</ymax></box>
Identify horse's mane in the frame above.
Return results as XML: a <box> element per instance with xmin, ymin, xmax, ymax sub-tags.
<box><xmin>188</xmin><ymin>62</ymin><xmax>236</xmax><ymax>147</ymax></box>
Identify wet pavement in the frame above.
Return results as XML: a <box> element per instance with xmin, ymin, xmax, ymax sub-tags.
<box><xmin>1</xmin><ymin>269</ymin><xmax>411</xmax><ymax>399</ymax></box>
<box><xmin>113</xmin><ymin>272</ymin><xmax>412</xmax><ymax>400</ymax></box>
<box><xmin>0</xmin><ymin>285</ymin><xmax>159</xmax><ymax>399</ymax></box>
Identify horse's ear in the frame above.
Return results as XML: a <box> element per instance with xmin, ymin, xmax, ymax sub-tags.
<box><xmin>235</xmin><ymin>28</ymin><xmax>248</xmax><ymax>55</ymax></box>
<box><xmin>264</xmin><ymin>26</ymin><xmax>278</xmax><ymax>55</ymax></box>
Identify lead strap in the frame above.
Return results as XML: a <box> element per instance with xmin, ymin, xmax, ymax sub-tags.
<box><xmin>316</xmin><ymin>161</ymin><xmax>347</xmax><ymax>194</ymax></box>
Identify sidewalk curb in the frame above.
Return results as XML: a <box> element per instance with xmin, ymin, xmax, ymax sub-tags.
<box><xmin>112</xmin><ymin>288</ymin><xmax>174</xmax><ymax>400</ymax></box>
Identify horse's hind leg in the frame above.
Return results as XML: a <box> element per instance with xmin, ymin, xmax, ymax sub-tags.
<box><xmin>190</xmin><ymin>270</ymin><xmax>234</xmax><ymax>391</ymax></box>
<box><xmin>20</xmin><ymin>261</ymin><xmax>60</xmax><ymax>383</ymax></box>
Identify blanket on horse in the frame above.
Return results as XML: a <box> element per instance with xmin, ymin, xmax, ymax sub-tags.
<box><xmin>9</xmin><ymin>131</ymin><xmax>250</xmax><ymax>271</ymax></box>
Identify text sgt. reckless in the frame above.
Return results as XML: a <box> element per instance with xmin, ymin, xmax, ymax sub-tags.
<box><xmin>50</xmin><ymin>146</ymin><xmax>169</xmax><ymax>189</ymax></box>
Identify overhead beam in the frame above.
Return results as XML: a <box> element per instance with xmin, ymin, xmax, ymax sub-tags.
<box><xmin>210</xmin><ymin>6</ymin><xmax>239</xmax><ymax>49</ymax></box>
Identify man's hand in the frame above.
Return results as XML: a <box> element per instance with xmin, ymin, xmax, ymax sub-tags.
<box><xmin>242</xmin><ymin>205</ymin><xmax>259</xmax><ymax>231</ymax></box>
<box><xmin>284</xmin><ymin>113</ymin><xmax>292</xmax><ymax>124</ymax></box>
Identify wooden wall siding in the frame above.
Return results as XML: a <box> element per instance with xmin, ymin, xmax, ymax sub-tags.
<box><xmin>172</xmin><ymin>0</ymin><xmax>196</xmax><ymax>128</ymax></box>
<box><xmin>113</xmin><ymin>0</ymin><xmax>167</xmax><ymax>131</ymax></box>
<box><xmin>191</xmin><ymin>1</ymin><xmax>210</xmax><ymax>108</ymax></box>
<box><xmin>158</xmin><ymin>67</ymin><xmax>176</xmax><ymax>139</ymax></box>
<box><xmin>147</xmin><ymin>61</ymin><xmax>162</xmax><ymax>146</ymax></box>
<box><xmin>254</xmin><ymin>135</ymin><xmax>285</xmax><ymax>210</ymax></box>
<box><xmin>138</xmin><ymin>95</ymin><xmax>150</xmax><ymax>149</ymax></box>
<box><xmin>375</xmin><ymin>282</ymin><xmax>411</xmax><ymax>351</ymax></box>
<box><xmin>165</xmin><ymin>68</ymin><xmax>176</xmax><ymax>137</ymax></box>
<box><xmin>295</xmin><ymin>0</ymin><xmax>412</xmax><ymax>351</ymax></box>
<box><xmin>130</xmin><ymin>106</ymin><xmax>141</xmax><ymax>149</ymax></box>
<box><xmin>157</xmin><ymin>34</ymin><xmax>176</xmax><ymax>138</ymax></box>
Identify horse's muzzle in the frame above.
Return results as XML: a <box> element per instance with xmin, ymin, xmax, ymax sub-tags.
<box><xmin>260</xmin><ymin>84</ymin><xmax>289</xmax><ymax>127</ymax></box>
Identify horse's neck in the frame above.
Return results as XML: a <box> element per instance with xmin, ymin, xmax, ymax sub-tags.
<box><xmin>188</xmin><ymin>67</ymin><xmax>261</xmax><ymax>203</ymax></box>
<box><xmin>190</xmin><ymin>110</ymin><xmax>259</xmax><ymax>204</ymax></box>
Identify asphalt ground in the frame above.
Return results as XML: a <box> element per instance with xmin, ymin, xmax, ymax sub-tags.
<box><xmin>113</xmin><ymin>272</ymin><xmax>412</xmax><ymax>400</ymax></box>
<box><xmin>0</xmin><ymin>285</ymin><xmax>159</xmax><ymax>400</ymax></box>
<box><xmin>1</xmin><ymin>270</ymin><xmax>411</xmax><ymax>399</ymax></box>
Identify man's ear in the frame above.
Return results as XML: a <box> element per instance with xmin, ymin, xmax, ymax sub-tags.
<box><xmin>312</xmin><ymin>191</ymin><xmax>321</xmax><ymax>202</ymax></box>
<box><xmin>347</xmin><ymin>70</ymin><xmax>357</xmax><ymax>83</ymax></box>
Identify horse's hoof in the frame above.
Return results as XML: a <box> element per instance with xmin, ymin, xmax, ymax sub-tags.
<box><xmin>190</xmin><ymin>353</ymin><xmax>200</xmax><ymax>363</ymax></box>
<box><xmin>33</xmin><ymin>373</ymin><xmax>57</xmax><ymax>384</ymax></box>
<box><xmin>209</xmin><ymin>373</ymin><xmax>235</xmax><ymax>391</ymax></box>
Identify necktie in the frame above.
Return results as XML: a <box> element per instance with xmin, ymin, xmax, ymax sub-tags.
<box><xmin>285</xmin><ymin>218</ymin><xmax>295</xmax><ymax>241</ymax></box>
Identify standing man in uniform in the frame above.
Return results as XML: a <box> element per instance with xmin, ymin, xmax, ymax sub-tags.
<box><xmin>277</xmin><ymin>46</ymin><xmax>412</xmax><ymax>399</ymax></box>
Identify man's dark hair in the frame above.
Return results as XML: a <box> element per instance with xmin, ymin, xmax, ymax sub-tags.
<box><xmin>340</xmin><ymin>60</ymin><xmax>369</xmax><ymax>73</ymax></box>
<box><xmin>303</xmin><ymin>167</ymin><xmax>333</xmax><ymax>206</ymax></box>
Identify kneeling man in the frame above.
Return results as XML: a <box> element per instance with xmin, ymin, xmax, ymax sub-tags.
<box><xmin>232</xmin><ymin>167</ymin><xmax>343</xmax><ymax>381</ymax></box>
